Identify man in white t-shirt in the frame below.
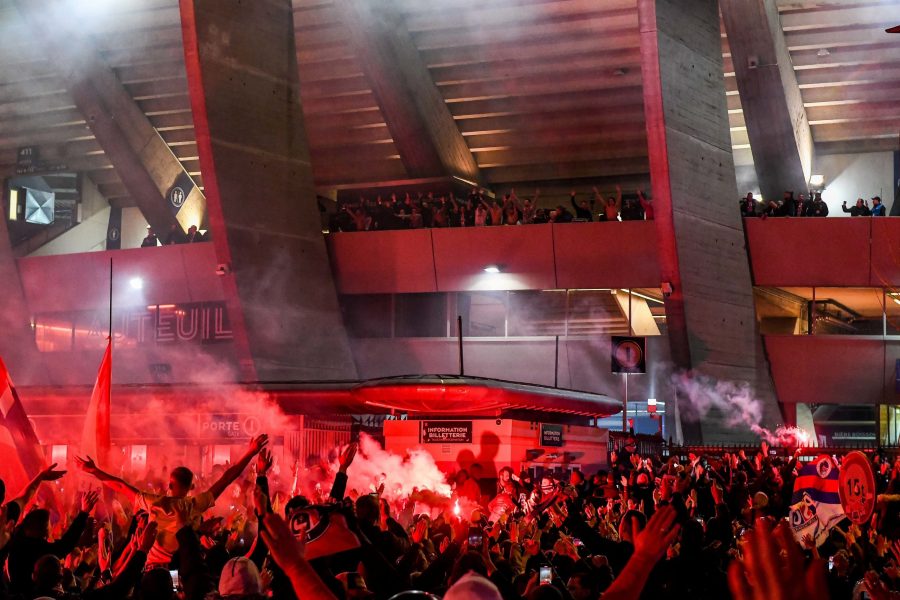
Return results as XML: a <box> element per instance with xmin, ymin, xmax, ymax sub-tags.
<box><xmin>76</xmin><ymin>434</ymin><xmax>268</xmax><ymax>568</ymax></box>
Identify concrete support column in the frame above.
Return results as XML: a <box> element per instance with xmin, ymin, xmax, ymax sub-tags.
<box><xmin>638</xmin><ymin>0</ymin><xmax>781</xmax><ymax>442</ymax></box>
<box><xmin>336</xmin><ymin>0</ymin><xmax>482</xmax><ymax>183</ymax></box>
<box><xmin>179</xmin><ymin>0</ymin><xmax>357</xmax><ymax>381</ymax></box>
<box><xmin>0</xmin><ymin>221</ymin><xmax>41</xmax><ymax>380</ymax></box>
<box><xmin>721</xmin><ymin>0</ymin><xmax>813</xmax><ymax>202</ymax></box>
<box><xmin>14</xmin><ymin>0</ymin><xmax>205</xmax><ymax>236</ymax></box>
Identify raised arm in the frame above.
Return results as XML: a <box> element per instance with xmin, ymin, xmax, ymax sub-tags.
<box><xmin>88</xmin><ymin>521</ymin><xmax>157</xmax><ymax>600</ymax></box>
<box><xmin>261</xmin><ymin>513</ymin><xmax>338</xmax><ymax>600</ymax></box>
<box><xmin>602</xmin><ymin>506</ymin><xmax>680</xmax><ymax>600</ymax></box>
<box><xmin>8</xmin><ymin>462</ymin><xmax>66</xmax><ymax>513</ymax></box>
<box><xmin>173</xmin><ymin>505</ymin><xmax>216</xmax><ymax>600</ymax></box>
<box><xmin>510</xmin><ymin>188</ymin><xmax>521</xmax><ymax>209</ymax></box>
<box><xmin>50</xmin><ymin>490</ymin><xmax>99</xmax><ymax>559</ymax></box>
<box><xmin>206</xmin><ymin>434</ymin><xmax>269</xmax><ymax>499</ymax></box>
<box><xmin>637</xmin><ymin>189</ymin><xmax>649</xmax><ymax>210</ymax></box>
<box><xmin>615</xmin><ymin>184</ymin><xmax>623</xmax><ymax>210</ymax></box>
<box><xmin>330</xmin><ymin>443</ymin><xmax>357</xmax><ymax>503</ymax></box>
<box><xmin>76</xmin><ymin>456</ymin><xmax>140</xmax><ymax>502</ymax></box>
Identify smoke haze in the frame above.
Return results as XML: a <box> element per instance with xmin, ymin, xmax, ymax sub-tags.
<box><xmin>331</xmin><ymin>433</ymin><xmax>451</xmax><ymax>503</ymax></box>
<box><xmin>673</xmin><ymin>372</ymin><xmax>812</xmax><ymax>446</ymax></box>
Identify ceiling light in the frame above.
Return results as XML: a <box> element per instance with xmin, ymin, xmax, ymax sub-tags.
<box><xmin>810</xmin><ymin>174</ymin><xmax>824</xmax><ymax>186</ymax></box>
<box><xmin>483</xmin><ymin>265</ymin><xmax>501</xmax><ymax>274</ymax></box>
<box><xmin>129</xmin><ymin>277</ymin><xmax>144</xmax><ymax>290</ymax></box>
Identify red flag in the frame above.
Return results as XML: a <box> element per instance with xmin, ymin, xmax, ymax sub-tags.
<box><xmin>82</xmin><ymin>340</ymin><xmax>111</xmax><ymax>466</ymax></box>
<box><xmin>0</xmin><ymin>357</ymin><xmax>47</xmax><ymax>484</ymax></box>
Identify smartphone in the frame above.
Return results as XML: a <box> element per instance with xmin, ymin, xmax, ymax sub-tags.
<box><xmin>468</xmin><ymin>526</ymin><xmax>483</xmax><ymax>547</ymax></box>
<box><xmin>539</xmin><ymin>565</ymin><xmax>552</xmax><ymax>585</ymax></box>
<box><xmin>169</xmin><ymin>570</ymin><xmax>181</xmax><ymax>592</ymax></box>
<box><xmin>828</xmin><ymin>557</ymin><xmax>834</xmax><ymax>571</ymax></box>
<box><xmin>573</xmin><ymin>538</ymin><xmax>583</xmax><ymax>547</ymax></box>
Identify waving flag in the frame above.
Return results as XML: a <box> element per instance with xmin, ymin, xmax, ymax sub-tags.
<box><xmin>0</xmin><ymin>357</ymin><xmax>47</xmax><ymax>485</ymax></box>
<box><xmin>81</xmin><ymin>339</ymin><xmax>112</xmax><ymax>466</ymax></box>
<box><xmin>789</xmin><ymin>454</ymin><xmax>845</xmax><ymax>545</ymax></box>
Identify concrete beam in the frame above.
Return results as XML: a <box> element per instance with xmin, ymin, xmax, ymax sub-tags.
<box><xmin>334</xmin><ymin>0</ymin><xmax>482</xmax><ymax>183</ymax></box>
<box><xmin>721</xmin><ymin>0</ymin><xmax>814</xmax><ymax>201</ymax></box>
<box><xmin>639</xmin><ymin>0</ymin><xmax>782</xmax><ymax>443</ymax></box>
<box><xmin>12</xmin><ymin>0</ymin><xmax>205</xmax><ymax>237</ymax></box>
<box><xmin>0</xmin><ymin>219</ymin><xmax>43</xmax><ymax>381</ymax></box>
<box><xmin>180</xmin><ymin>0</ymin><xmax>357</xmax><ymax>381</ymax></box>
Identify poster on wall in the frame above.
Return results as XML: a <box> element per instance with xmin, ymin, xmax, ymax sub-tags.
<box><xmin>420</xmin><ymin>421</ymin><xmax>472</xmax><ymax>444</ymax></box>
<box><xmin>540</xmin><ymin>424</ymin><xmax>564</xmax><ymax>447</ymax></box>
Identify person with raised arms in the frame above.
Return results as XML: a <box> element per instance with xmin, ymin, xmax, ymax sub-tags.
<box><xmin>76</xmin><ymin>433</ymin><xmax>269</xmax><ymax>569</ymax></box>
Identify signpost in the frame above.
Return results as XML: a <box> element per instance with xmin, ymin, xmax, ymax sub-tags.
<box><xmin>611</xmin><ymin>336</ymin><xmax>646</xmax><ymax>432</ymax></box>
<box><xmin>611</xmin><ymin>337</ymin><xmax>646</xmax><ymax>374</ymax></box>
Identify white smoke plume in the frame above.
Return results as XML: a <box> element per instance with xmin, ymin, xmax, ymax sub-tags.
<box><xmin>673</xmin><ymin>372</ymin><xmax>812</xmax><ymax>446</ymax></box>
<box><xmin>332</xmin><ymin>433</ymin><xmax>451</xmax><ymax>504</ymax></box>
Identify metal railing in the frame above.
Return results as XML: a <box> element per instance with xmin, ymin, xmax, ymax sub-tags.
<box><xmin>607</xmin><ymin>431</ymin><xmax>900</xmax><ymax>460</ymax></box>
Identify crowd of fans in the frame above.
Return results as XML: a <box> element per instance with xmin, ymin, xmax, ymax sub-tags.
<box><xmin>1</xmin><ymin>433</ymin><xmax>899</xmax><ymax>599</ymax></box>
<box><xmin>329</xmin><ymin>187</ymin><xmax>654</xmax><ymax>232</ymax></box>
<box><xmin>141</xmin><ymin>225</ymin><xmax>207</xmax><ymax>248</ymax></box>
<box><xmin>740</xmin><ymin>191</ymin><xmax>887</xmax><ymax>218</ymax></box>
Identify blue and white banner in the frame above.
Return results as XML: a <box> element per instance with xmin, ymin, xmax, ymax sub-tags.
<box><xmin>789</xmin><ymin>454</ymin><xmax>845</xmax><ymax>545</ymax></box>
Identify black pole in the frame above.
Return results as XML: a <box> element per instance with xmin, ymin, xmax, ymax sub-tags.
<box><xmin>554</xmin><ymin>335</ymin><xmax>559</xmax><ymax>388</ymax></box>
<box><xmin>108</xmin><ymin>258</ymin><xmax>113</xmax><ymax>340</ymax></box>
<box><xmin>457</xmin><ymin>315</ymin><xmax>464</xmax><ymax>376</ymax></box>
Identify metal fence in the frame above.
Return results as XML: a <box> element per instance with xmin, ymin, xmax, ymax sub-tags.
<box><xmin>607</xmin><ymin>431</ymin><xmax>900</xmax><ymax>460</ymax></box>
